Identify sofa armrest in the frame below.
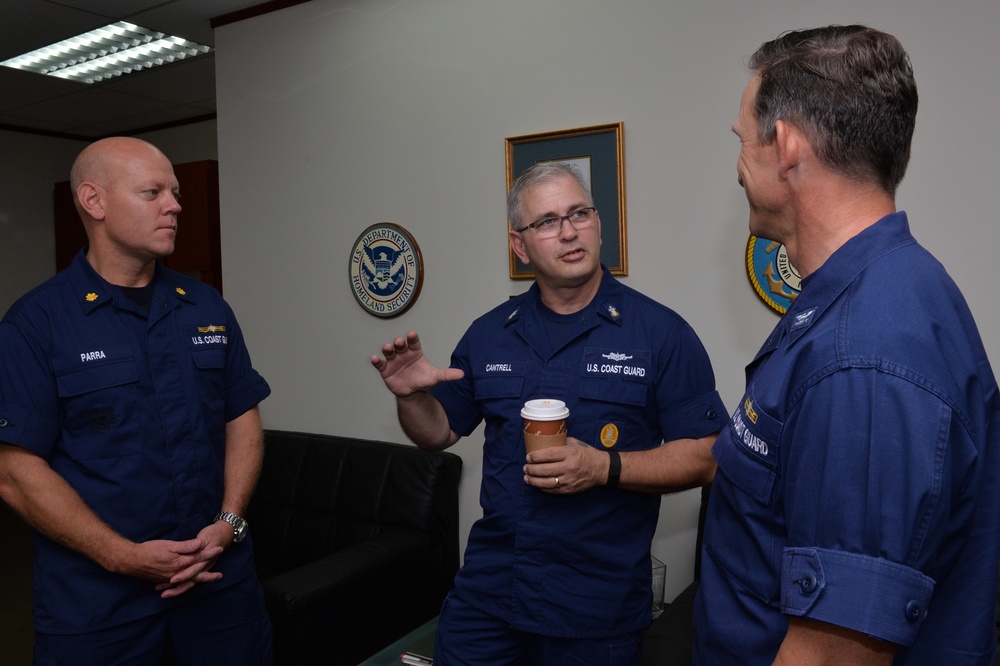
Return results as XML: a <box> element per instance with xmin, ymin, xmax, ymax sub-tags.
<box><xmin>261</xmin><ymin>526</ymin><xmax>430</xmax><ymax>618</ymax></box>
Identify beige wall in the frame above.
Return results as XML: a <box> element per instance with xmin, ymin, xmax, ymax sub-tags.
<box><xmin>214</xmin><ymin>0</ymin><xmax>1000</xmax><ymax>598</ymax></box>
<box><xmin>3</xmin><ymin>0</ymin><xmax>997</xmax><ymax>603</ymax></box>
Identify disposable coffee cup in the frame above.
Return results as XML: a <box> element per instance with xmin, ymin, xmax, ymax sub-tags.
<box><xmin>521</xmin><ymin>399</ymin><xmax>569</xmax><ymax>454</ymax></box>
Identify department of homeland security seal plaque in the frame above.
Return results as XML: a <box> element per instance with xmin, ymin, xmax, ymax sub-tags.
<box><xmin>746</xmin><ymin>235</ymin><xmax>801</xmax><ymax>315</ymax></box>
<box><xmin>349</xmin><ymin>222</ymin><xmax>424</xmax><ymax>318</ymax></box>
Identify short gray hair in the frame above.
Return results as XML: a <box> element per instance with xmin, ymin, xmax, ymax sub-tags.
<box><xmin>507</xmin><ymin>162</ymin><xmax>593</xmax><ymax>231</ymax></box>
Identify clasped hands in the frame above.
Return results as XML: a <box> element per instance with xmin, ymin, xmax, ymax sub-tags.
<box><xmin>128</xmin><ymin>520</ymin><xmax>233</xmax><ymax>599</ymax></box>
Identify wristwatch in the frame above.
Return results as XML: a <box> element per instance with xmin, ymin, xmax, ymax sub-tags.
<box><xmin>605</xmin><ymin>450</ymin><xmax>621</xmax><ymax>489</ymax></box>
<box><xmin>215</xmin><ymin>511</ymin><xmax>249</xmax><ymax>543</ymax></box>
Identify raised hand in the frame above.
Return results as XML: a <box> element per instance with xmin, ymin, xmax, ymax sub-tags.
<box><xmin>370</xmin><ymin>331</ymin><xmax>463</xmax><ymax>397</ymax></box>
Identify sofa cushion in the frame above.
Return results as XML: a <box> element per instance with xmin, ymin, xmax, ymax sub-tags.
<box><xmin>246</xmin><ymin>429</ymin><xmax>463</xmax><ymax>665</ymax></box>
<box><xmin>250</xmin><ymin>430</ymin><xmax>461</xmax><ymax>574</ymax></box>
<box><xmin>260</xmin><ymin>526</ymin><xmax>430</xmax><ymax>617</ymax></box>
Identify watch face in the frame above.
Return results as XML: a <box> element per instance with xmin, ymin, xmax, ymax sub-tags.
<box><xmin>233</xmin><ymin>522</ymin><xmax>248</xmax><ymax>543</ymax></box>
<box><xmin>217</xmin><ymin>512</ymin><xmax>248</xmax><ymax>543</ymax></box>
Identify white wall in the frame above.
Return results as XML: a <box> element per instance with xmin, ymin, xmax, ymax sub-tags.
<box><xmin>214</xmin><ymin>0</ymin><xmax>1000</xmax><ymax>600</ymax></box>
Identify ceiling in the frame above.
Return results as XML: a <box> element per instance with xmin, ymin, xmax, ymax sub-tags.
<box><xmin>0</xmin><ymin>0</ymin><xmax>307</xmax><ymax>141</ymax></box>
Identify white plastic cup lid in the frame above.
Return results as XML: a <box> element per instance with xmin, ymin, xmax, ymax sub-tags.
<box><xmin>521</xmin><ymin>399</ymin><xmax>569</xmax><ymax>421</ymax></box>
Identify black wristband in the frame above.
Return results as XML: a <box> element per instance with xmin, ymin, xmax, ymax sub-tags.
<box><xmin>606</xmin><ymin>450</ymin><xmax>621</xmax><ymax>489</ymax></box>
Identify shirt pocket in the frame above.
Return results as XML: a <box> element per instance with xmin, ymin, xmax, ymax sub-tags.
<box><xmin>714</xmin><ymin>390</ymin><xmax>781</xmax><ymax>505</ymax></box>
<box><xmin>188</xmin><ymin>345</ymin><xmax>227</xmax><ymax>430</ymax></box>
<box><xmin>578</xmin><ymin>348</ymin><xmax>652</xmax><ymax>449</ymax></box>
<box><xmin>578</xmin><ymin>347</ymin><xmax>651</xmax><ymax>406</ymax></box>
<box><xmin>578</xmin><ymin>377</ymin><xmax>648</xmax><ymax>407</ymax></box>
<box><xmin>53</xmin><ymin>346</ymin><xmax>138</xmax><ymax>397</ymax></box>
<box><xmin>52</xmin><ymin>346</ymin><xmax>140</xmax><ymax>460</ymax></box>
<box><xmin>190</xmin><ymin>347</ymin><xmax>226</xmax><ymax>370</ymax></box>
<box><xmin>473</xmin><ymin>362</ymin><xmax>527</xmax><ymax>400</ymax></box>
<box><xmin>473</xmin><ymin>362</ymin><xmax>527</xmax><ymax>460</ymax></box>
<box><xmin>708</xmin><ymin>388</ymin><xmax>784</xmax><ymax>603</ymax></box>
<box><xmin>474</xmin><ymin>373</ymin><xmax>525</xmax><ymax>401</ymax></box>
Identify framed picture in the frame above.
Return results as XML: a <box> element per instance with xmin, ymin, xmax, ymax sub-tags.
<box><xmin>505</xmin><ymin>122</ymin><xmax>627</xmax><ymax>279</ymax></box>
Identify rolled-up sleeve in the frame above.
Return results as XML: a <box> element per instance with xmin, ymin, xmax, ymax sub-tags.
<box><xmin>781</xmin><ymin>547</ymin><xmax>934</xmax><ymax>644</ymax></box>
<box><xmin>779</xmin><ymin>367</ymin><xmax>972</xmax><ymax>644</ymax></box>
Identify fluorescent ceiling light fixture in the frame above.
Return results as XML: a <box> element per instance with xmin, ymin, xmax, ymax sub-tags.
<box><xmin>0</xmin><ymin>21</ymin><xmax>212</xmax><ymax>84</ymax></box>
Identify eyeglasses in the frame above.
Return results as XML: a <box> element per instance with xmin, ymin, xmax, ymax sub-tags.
<box><xmin>517</xmin><ymin>207</ymin><xmax>597</xmax><ymax>238</ymax></box>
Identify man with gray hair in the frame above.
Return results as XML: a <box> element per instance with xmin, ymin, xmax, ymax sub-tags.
<box><xmin>372</xmin><ymin>162</ymin><xmax>726</xmax><ymax>664</ymax></box>
<box><xmin>696</xmin><ymin>25</ymin><xmax>1000</xmax><ymax>664</ymax></box>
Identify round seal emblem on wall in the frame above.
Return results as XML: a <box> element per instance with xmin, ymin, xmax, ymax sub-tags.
<box><xmin>746</xmin><ymin>235</ymin><xmax>801</xmax><ymax>315</ymax></box>
<box><xmin>349</xmin><ymin>222</ymin><xmax>424</xmax><ymax>318</ymax></box>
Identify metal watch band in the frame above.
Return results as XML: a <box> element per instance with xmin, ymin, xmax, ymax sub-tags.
<box><xmin>215</xmin><ymin>511</ymin><xmax>248</xmax><ymax>542</ymax></box>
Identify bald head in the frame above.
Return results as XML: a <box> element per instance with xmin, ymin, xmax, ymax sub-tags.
<box><xmin>69</xmin><ymin>137</ymin><xmax>181</xmax><ymax>282</ymax></box>
<box><xmin>70</xmin><ymin>138</ymin><xmax>170</xmax><ymax>209</ymax></box>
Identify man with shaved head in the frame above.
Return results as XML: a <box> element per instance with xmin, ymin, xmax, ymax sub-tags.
<box><xmin>0</xmin><ymin>137</ymin><xmax>273</xmax><ymax>664</ymax></box>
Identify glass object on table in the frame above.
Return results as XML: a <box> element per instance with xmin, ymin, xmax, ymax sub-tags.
<box><xmin>651</xmin><ymin>556</ymin><xmax>666</xmax><ymax>619</ymax></box>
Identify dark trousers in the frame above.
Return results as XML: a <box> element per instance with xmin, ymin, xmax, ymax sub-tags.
<box><xmin>33</xmin><ymin>577</ymin><xmax>272</xmax><ymax>666</ymax></box>
<box><xmin>434</xmin><ymin>591</ymin><xmax>643</xmax><ymax>666</ymax></box>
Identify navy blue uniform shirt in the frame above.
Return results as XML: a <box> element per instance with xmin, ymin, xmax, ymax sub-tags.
<box><xmin>0</xmin><ymin>250</ymin><xmax>271</xmax><ymax>634</ymax></box>
<box><xmin>696</xmin><ymin>213</ymin><xmax>1000</xmax><ymax>664</ymax></box>
<box><xmin>433</xmin><ymin>267</ymin><xmax>726</xmax><ymax>638</ymax></box>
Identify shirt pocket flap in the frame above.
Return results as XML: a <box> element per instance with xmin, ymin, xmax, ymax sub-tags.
<box><xmin>53</xmin><ymin>347</ymin><xmax>137</xmax><ymax>398</ymax></box>
<box><xmin>713</xmin><ymin>393</ymin><xmax>782</xmax><ymax>505</ymax></box>
<box><xmin>714</xmin><ymin>434</ymin><xmax>777</xmax><ymax>505</ymax></box>
<box><xmin>474</xmin><ymin>375</ymin><xmax>525</xmax><ymax>400</ymax></box>
<box><xmin>579</xmin><ymin>377</ymin><xmax>647</xmax><ymax>407</ymax></box>
<box><xmin>191</xmin><ymin>347</ymin><xmax>226</xmax><ymax>370</ymax></box>
<box><xmin>473</xmin><ymin>362</ymin><xmax>527</xmax><ymax>400</ymax></box>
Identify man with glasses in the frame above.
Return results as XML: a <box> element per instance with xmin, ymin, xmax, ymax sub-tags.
<box><xmin>371</xmin><ymin>162</ymin><xmax>726</xmax><ymax>665</ymax></box>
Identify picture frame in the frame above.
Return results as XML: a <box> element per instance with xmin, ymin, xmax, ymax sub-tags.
<box><xmin>505</xmin><ymin>122</ymin><xmax>627</xmax><ymax>279</ymax></box>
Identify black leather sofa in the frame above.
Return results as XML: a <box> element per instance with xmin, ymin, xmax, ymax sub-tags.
<box><xmin>642</xmin><ymin>484</ymin><xmax>711</xmax><ymax>665</ymax></box>
<box><xmin>246</xmin><ymin>429</ymin><xmax>463</xmax><ymax>665</ymax></box>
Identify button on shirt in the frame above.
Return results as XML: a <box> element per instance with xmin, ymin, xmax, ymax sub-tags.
<box><xmin>433</xmin><ymin>267</ymin><xmax>726</xmax><ymax>638</ymax></box>
<box><xmin>0</xmin><ymin>250</ymin><xmax>271</xmax><ymax>633</ymax></box>
<box><xmin>695</xmin><ymin>213</ymin><xmax>1000</xmax><ymax>664</ymax></box>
